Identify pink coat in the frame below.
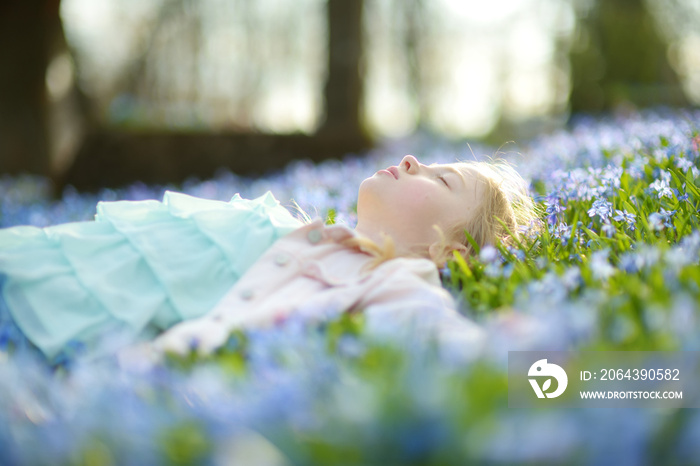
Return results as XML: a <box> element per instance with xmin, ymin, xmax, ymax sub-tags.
<box><xmin>154</xmin><ymin>218</ymin><xmax>484</xmax><ymax>356</ymax></box>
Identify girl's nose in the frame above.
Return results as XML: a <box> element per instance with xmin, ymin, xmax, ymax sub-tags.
<box><xmin>401</xmin><ymin>155</ymin><xmax>420</xmax><ymax>174</ymax></box>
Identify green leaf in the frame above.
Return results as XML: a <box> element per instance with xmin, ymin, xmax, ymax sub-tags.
<box><xmin>582</xmin><ymin>226</ymin><xmax>600</xmax><ymax>240</ymax></box>
<box><xmin>620</xmin><ymin>172</ymin><xmax>631</xmax><ymax>191</ymax></box>
<box><xmin>452</xmin><ymin>250</ymin><xmax>473</xmax><ymax>279</ymax></box>
<box><xmin>622</xmin><ymin>200</ymin><xmax>637</xmax><ymax>215</ymax></box>
<box><xmin>463</xmin><ymin>228</ymin><xmax>481</xmax><ymax>255</ymax></box>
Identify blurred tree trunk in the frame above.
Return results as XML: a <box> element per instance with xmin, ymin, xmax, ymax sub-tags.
<box><xmin>402</xmin><ymin>0</ymin><xmax>428</xmax><ymax>129</ymax></box>
<box><xmin>569</xmin><ymin>0</ymin><xmax>688</xmax><ymax>113</ymax></box>
<box><xmin>318</xmin><ymin>0</ymin><xmax>369</xmax><ymax>143</ymax></box>
<box><xmin>61</xmin><ymin>0</ymin><xmax>374</xmax><ymax>191</ymax></box>
<box><xmin>0</xmin><ymin>0</ymin><xmax>62</xmax><ymax>176</ymax></box>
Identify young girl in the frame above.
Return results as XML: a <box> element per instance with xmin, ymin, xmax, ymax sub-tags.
<box><xmin>0</xmin><ymin>155</ymin><xmax>537</xmax><ymax>361</ymax></box>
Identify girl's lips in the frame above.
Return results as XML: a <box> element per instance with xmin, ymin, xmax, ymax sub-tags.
<box><xmin>377</xmin><ymin>166</ymin><xmax>398</xmax><ymax>179</ymax></box>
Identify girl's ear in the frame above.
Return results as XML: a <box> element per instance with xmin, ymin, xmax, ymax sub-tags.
<box><xmin>428</xmin><ymin>241</ymin><xmax>469</xmax><ymax>267</ymax></box>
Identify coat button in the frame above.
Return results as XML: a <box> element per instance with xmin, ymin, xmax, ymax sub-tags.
<box><xmin>307</xmin><ymin>229</ymin><xmax>323</xmax><ymax>244</ymax></box>
<box><xmin>240</xmin><ymin>289</ymin><xmax>254</xmax><ymax>300</ymax></box>
<box><xmin>274</xmin><ymin>253</ymin><xmax>290</xmax><ymax>266</ymax></box>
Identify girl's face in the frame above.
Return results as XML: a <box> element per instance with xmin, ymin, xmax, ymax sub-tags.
<box><xmin>356</xmin><ymin>155</ymin><xmax>484</xmax><ymax>256</ymax></box>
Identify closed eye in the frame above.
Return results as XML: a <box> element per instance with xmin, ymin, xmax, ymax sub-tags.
<box><xmin>438</xmin><ymin>175</ymin><xmax>449</xmax><ymax>187</ymax></box>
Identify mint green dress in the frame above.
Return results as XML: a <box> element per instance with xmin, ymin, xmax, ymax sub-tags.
<box><xmin>0</xmin><ymin>191</ymin><xmax>303</xmax><ymax>360</ymax></box>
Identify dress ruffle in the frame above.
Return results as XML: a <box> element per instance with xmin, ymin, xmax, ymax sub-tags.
<box><xmin>0</xmin><ymin>191</ymin><xmax>303</xmax><ymax>360</ymax></box>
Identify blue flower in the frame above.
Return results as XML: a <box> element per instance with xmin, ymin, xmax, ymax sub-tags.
<box><xmin>545</xmin><ymin>194</ymin><xmax>564</xmax><ymax>226</ymax></box>
<box><xmin>479</xmin><ymin>245</ymin><xmax>499</xmax><ymax>263</ymax></box>
<box><xmin>587</xmin><ymin>198</ymin><xmax>613</xmax><ymax>221</ymax></box>
<box><xmin>601</xmin><ymin>221</ymin><xmax>616</xmax><ymax>238</ymax></box>
<box><xmin>648</xmin><ymin>213</ymin><xmax>664</xmax><ymax>231</ymax></box>
<box><xmin>619</xmin><ymin>253</ymin><xmax>642</xmax><ymax>273</ymax></box>
<box><xmin>589</xmin><ymin>249</ymin><xmax>615</xmax><ymax>280</ymax></box>
<box><xmin>675</xmin><ymin>156</ymin><xmax>694</xmax><ymax>171</ymax></box>
<box><xmin>554</xmin><ymin>222</ymin><xmax>572</xmax><ymax>242</ymax></box>
<box><xmin>613</xmin><ymin>209</ymin><xmax>636</xmax><ymax>231</ymax></box>
<box><xmin>648</xmin><ymin>208</ymin><xmax>677</xmax><ymax>230</ymax></box>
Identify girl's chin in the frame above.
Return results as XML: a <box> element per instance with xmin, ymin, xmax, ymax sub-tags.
<box><xmin>360</xmin><ymin>174</ymin><xmax>389</xmax><ymax>190</ymax></box>
<box><xmin>358</xmin><ymin>177</ymin><xmax>377</xmax><ymax>193</ymax></box>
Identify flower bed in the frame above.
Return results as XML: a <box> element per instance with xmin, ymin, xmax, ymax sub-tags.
<box><xmin>1</xmin><ymin>109</ymin><xmax>700</xmax><ymax>465</ymax></box>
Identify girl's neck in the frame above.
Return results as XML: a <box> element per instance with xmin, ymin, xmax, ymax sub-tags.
<box><xmin>354</xmin><ymin>223</ymin><xmax>425</xmax><ymax>259</ymax></box>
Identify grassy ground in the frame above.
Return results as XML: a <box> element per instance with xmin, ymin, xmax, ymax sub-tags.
<box><xmin>1</xmin><ymin>109</ymin><xmax>700</xmax><ymax>465</ymax></box>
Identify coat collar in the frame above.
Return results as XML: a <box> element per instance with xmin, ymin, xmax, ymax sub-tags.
<box><xmin>304</xmin><ymin>218</ymin><xmax>358</xmax><ymax>244</ymax></box>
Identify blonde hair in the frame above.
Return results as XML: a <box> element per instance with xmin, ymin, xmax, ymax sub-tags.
<box><xmin>344</xmin><ymin>157</ymin><xmax>541</xmax><ymax>268</ymax></box>
<box><xmin>443</xmin><ymin>157</ymin><xmax>542</xmax><ymax>262</ymax></box>
<box><xmin>341</xmin><ymin>234</ymin><xmax>396</xmax><ymax>270</ymax></box>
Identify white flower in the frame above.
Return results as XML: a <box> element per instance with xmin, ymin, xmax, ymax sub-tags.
<box><xmin>649</xmin><ymin>179</ymin><xmax>673</xmax><ymax>199</ymax></box>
